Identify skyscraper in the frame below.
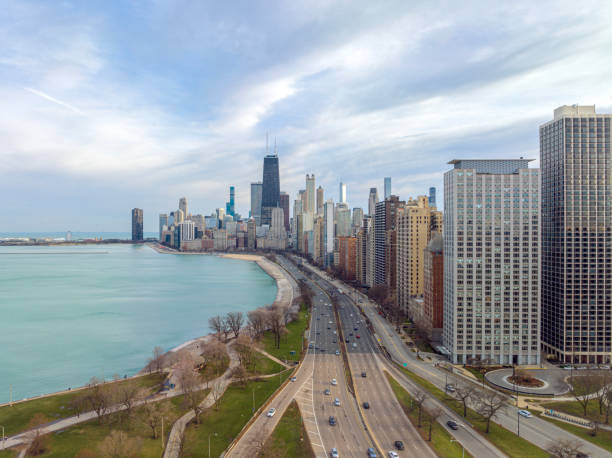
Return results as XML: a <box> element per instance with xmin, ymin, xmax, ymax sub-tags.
<box><xmin>132</xmin><ymin>208</ymin><xmax>143</xmax><ymax>241</ymax></box>
<box><xmin>279</xmin><ymin>192</ymin><xmax>290</xmax><ymax>232</ymax></box>
<box><xmin>335</xmin><ymin>203</ymin><xmax>351</xmax><ymax>237</ymax></box>
<box><xmin>324</xmin><ymin>200</ymin><xmax>335</xmax><ymax>265</ymax></box>
<box><xmin>374</xmin><ymin>196</ymin><xmax>403</xmax><ymax>286</ymax></box>
<box><xmin>429</xmin><ymin>187</ymin><xmax>436</xmax><ymax>208</ymax></box>
<box><xmin>179</xmin><ymin>197</ymin><xmax>188</xmax><ymax>218</ymax></box>
<box><xmin>316</xmin><ymin>186</ymin><xmax>324</xmax><ymax>215</ymax></box>
<box><xmin>250</xmin><ymin>182</ymin><xmax>263</xmax><ymax>225</ymax></box>
<box><xmin>443</xmin><ymin>159</ymin><xmax>540</xmax><ymax>365</ymax></box>
<box><xmin>226</xmin><ymin>186</ymin><xmax>235</xmax><ymax>217</ymax></box>
<box><xmin>424</xmin><ymin>233</ymin><xmax>444</xmax><ymax>338</ymax></box>
<box><xmin>541</xmin><ymin>105</ymin><xmax>612</xmax><ymax>364</ymax></box>
<box><xmin>305</xmin><ymin>174</ymin><xmax>315</xmax><ymax>214</ymax></box>
<box><xmin>339</xmin><ymin>182</ymin><xmax>347</xmax><ymax>204</ymax></box>
<box><xmin>384</xmin><ymin>177</ymin><xmax>392</xmax><ymax>199</ymax></box>
<box><xmin>352</xmin><ymin>208</ymin><xmax>364</xmax><ymax>229</ymax></box>
<box><xmin>159</xmin><ymin>213</ymin><xmax>168</xmax><ymax>240</ymax></box>
<box><xmin>368</xmin><ymin>188</ymin><xmax>379</xmax><ymax>216</ymax></box>
<box><xmin>261</xmin><ymin>154</ymin><xmax>280</xmax><ymax>226</ymax></box>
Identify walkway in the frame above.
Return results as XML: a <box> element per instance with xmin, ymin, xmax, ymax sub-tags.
<box><xmin>254</xmin><ymin>347</ymin><xmax>292</xmax><ymax>369</ymax></box>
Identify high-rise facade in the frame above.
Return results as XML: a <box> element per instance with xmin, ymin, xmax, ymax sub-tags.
<box><xmin>305</xmin><ymin>174</ymin><xmax>316</xmax><ymax>214</ymax></box>
<box><xmin>384</xmin><ymin>177</ymin><xmax>392</xmax><ymax>199</ymax></box>
<box><xmin>424</xmin><ymin>233</ymin><xmax>444</xmax><ymax>335</ymax></box>
<box><xmin>352</xmin><ymin>208</ymin><xmax>364</xmax><ymax>230</ymax></box>
<box><xmin>368</xmin><ymin>188</ymin><xmax>379</xmax><ymax>216</ymax></box>
<box><xmin>374</xmin><ymin>196</ymin><xmax>404</xmax><ymax>286</ymax></box>
<box><xmin>324</xmin><ymin>200</ymin><xmax>335</xmax><ymax>265</ymax></box>
<box><xmin>429</xmin><ymin>187</ymin><xmax>436</xmax><ymax>207</ymax></box>
<box><xmin>179</xmin><ymin>197</ymin><xmax>188</xmax><ymax>218</ymax></box>
<box><xmin>132</xmin><ymin>208</ymin><xmax>143</xmax><ymax>241</ymax></box>
<box><xmin>179</xmin><ymin>220</ymin><xmax>195</xmax><ymax>242</ymax></box>
<box><xmin>541</xmin><ymin>105</ymin><xmax>612</xmax><ymax>364</ymax></box>
<box><xmin>335</xmin><ymin>204</ymin><xmax>351</xmax><ymax>237</ymax></box>
<box><xmin>316</xmin><ymin>186</ymin><xmax>324</xmax><ymax>215</ymax></box>
<box><xmin>443</xmin><ymin>159</ymin><xmax>540</xmax><ymax>365</ymax></box>
<box><xmin>226</xmin><ymin>186</ymin><xmax>235</xmax><ymax>217</ymax></box>
<box><xmin>279</xmin><ymin>192</ymin><xmax>290</xmax><ymax>232</ymax></box>
<box><xmin>261</xmin><ymin>155</ymin><xmax>280</xmax><ymax>226</ymax></box>
<box><xmin>339</xmin><ymin>182</ymin><xmax>347</xmax><ymax>204</ymax></box>
<box><xmin>159</xmin><ymin>213</ymin><xmax>168</xmax><ymax>240</ymax></box>
<box><xmin>250</xmin><ymin>182</ymin><xmax>263</xmax><ymax>225</ymax></box>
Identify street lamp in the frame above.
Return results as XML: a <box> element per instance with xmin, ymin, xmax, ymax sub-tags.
<box><xmin>1</xmin><ymin>426</ymin><xmax>5</xmax><ymax>450</ymax></box>
<box><xmin>208</xmin><ymin>432</ymin><xmax>217</xmax><ymax>458</ymax></box>
<box><xmin>517</xmin><ymin>410</ymin><xmax>520</xmax><ymax>437</ymax></box>
<box><xmin>450</xmin><ymin>439</ymin><xmax>464</xmax><ymax>458</ymax></box>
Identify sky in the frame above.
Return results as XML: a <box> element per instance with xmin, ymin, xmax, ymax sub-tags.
<box><xmin>1</xmin><ymin>1</ymin><xmax>612</xmax><ymax>232</ymax></box>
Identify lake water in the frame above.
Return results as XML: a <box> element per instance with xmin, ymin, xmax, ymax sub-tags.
<box><xmin>0</xmin><ymin>244</ymin><xmax>277</xmax><ymax>403</ymax></box>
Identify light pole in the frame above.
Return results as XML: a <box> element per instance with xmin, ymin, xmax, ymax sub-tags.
<box><xmin>252</xmin><ymin>388</ymin><xmax>255</xmax><ymax>414</ymax></box>
<box><xmin>517</xmin><ymin>410</ymin><xmax>520</xmax><ymax>437</ymax></box>
<box><xmin>208</xmin><ymin>432</ymin><xmax>217</xmax><ymax>458</ymax></box>
<box><xmin>1</xmin><ymin>426</ymin><xmax>4</xmax><ymax>449</ymax></box>
<box><xmin>450</xmin><ymin>439</ymin><xmax>464</xmax><ymax>458</ymax></box>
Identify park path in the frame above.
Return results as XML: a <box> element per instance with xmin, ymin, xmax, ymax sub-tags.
<box><xmin>253</xmin><ymin>347</ymin><xmax>292</xmax><ymax>369</ymax></box>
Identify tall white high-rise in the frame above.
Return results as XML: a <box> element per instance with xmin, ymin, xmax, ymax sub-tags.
<box><xmin>443</xmin><ymin>159</ymin><xmax>540</xmax><ymax>365</ymax></box>
<box><xmin>306</xmin><ymin>174</ymin><xmax>316</xmax><ymax>214</ymax></box>
<box><xmin>179</xmin><ymin>220</ymin><xmax>195</xmax><ymax>241</ymax></box>
<box><xmin>324</xmin><ymin>200</ymin><xmax>335</xmax><ymax>264</ymax></box>
<box><xmin>352</xmin><ymin>208</ymin><xmax>364</xmax><ymax>229</ymax></box>
<box><xmin>339</xmin><ymin>182</ymin><xmax>347</xmax><ymax>204</ymax></box>
<box><xmin>335</xmin><ymin>203</ymin><xmax>351</xmax><ymax>237</ymax></box>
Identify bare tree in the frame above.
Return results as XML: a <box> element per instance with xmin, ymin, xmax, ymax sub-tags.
<box><xmin>248</xmin><ymin>308</ymin><xmax>267</xmax><ymax>338</ymax></box>
<box><xmin>201</xmin><ymin>341</ymin><xmax>228</xmax><ymax>382</ymax></box>
<box><xmin>149</xmin><ymin>346</ymin><xmax>165</xmax><ymax>373</ymax></box>
<box><xmin>266</xmin><ymin>307</ymin><xmax>286</xmax><ymax>349</ymax></box>
<box><xmin>85</xmin><ymin>377</ymin><xmax>114</xmax><ymax>424</ymax></box>
<box><xmin>605</xmin><ymin>390</ymin><xmax>612</xmax><ymax>424</ymax></box>
<box><xmin>229</xmin><ymin>365</ymin><xmax>249</xmax><ymax>386</ymax></box>
<box><xmin>97</xmin><ymin>430</ymin><xmax>142</xmax><ymax>457</ymax></box>
<box><xmin>413</xmin><ymin>391</ymin><xmax>427</xmax><ymax>427</ymax></box>
<box><xmin>69</xmin><ymin>393</ymin><xmax>87</xmax><ymax>419</ymax></box>
<box><xmin>547</xmin><ymin>438</ymin><xmax>584</xmax><ymax>458</ymax></box>
<box><xmin>570</xmin><ymin>373</ymin><xmax>600</xmax><ymax>417</ymax></box>
<box><xmin>226</xmin><ymin>311</ymin><xmax>244</xmax><ymax>338</ymax></box>
<box><xmin>24</xmin><ymin>413</ymin><xmax>49</xmax><ymax>456</ymax></box>
<box><xmin>209</xmin><ymin>315</ymin><xmax>225</xmax><ymax>341</ymax></box>
<box><xmin>426</xmin><ymin>407</ymin><xmax>444</xmax><ymax>441</ymax></box>
<box><xmin>176</xmin><ymin>355</ymin><xmax>206</xmax><ymax>424</ymax></box>
<box><xmin>211</xmin><ymin>379</ymin><xmax>225</xmax><ymax>410</ymax></box>
<box><xmin>454</xmin><ymin>384</ymin><xmax>477</xmax><ymax>417</ymax></box>
<box><xmin>475</xmin><ymin>391</ymin><xmax>506</xmax><ymax>434</ymax></box>
<box><xmin>234</xmin><ymin>334</ymin><xmax>255</xmax><ymax>371</ymax></box>
<box><xmin>594</xmin><ymin>372</ymin><xmax>611</xmax><ymax>417</ymax></box>
<box><xmin>116</xmin><ymin>382</ymin><xmax>144</xmax><ymax>427</ymax></box>
<box><xmin>140</xmin><ymin>400</ymin><xmax>172</xmax><ymax>439</ymax></box>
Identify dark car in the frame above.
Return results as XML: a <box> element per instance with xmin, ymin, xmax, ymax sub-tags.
<box><xmin>329</xmin><ymin>416</ymin><xmax>336</xmax><ymax>426</ymax></box>
<box><xmin>361</xmin><ymin>371</ymin><xmax>367</xmax><ymax>377</ymax></box>
<box><xmin>363</xmin><ymin>401</ymin><xmax>370</xmax><ymax>409</ymax></box>
<box><xmin>345</xmin><ymin>338</ymin><xmax>350</xmax><ymax>343</ymax></box>
<box><xmin>354</xmin><ymin>327</ymin><xmax>358</xmax><ymax>331</ymax></box>
<box><xmin>394</xmin><ymin>440</ymin><xmax>404</xmax><ymax>450</ymax></box>
<box><xmin>447</xmin><ymin>420</ymin><xmax>458</xmax><ymax>430</ymax></box>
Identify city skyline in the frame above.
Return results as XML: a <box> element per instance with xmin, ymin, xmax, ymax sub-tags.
<box><xmin>2</xmin><ymin>1</ymin><xmax>612</xmax><ymax>232</ymax></box>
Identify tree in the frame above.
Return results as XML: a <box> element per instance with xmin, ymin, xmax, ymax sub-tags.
<box><xmin>234</xmin><ymin>334</ymin><xmax>256</xmax><ymax>371</ymax></box>
<box><xmin>569</xmin><ymin>373</ymin><xmax>600</xmax><ymax>417</ymax></box>
<box><xmin>229</xmin><ymin>365</ymin><xmax>249</xmax><ymax>386</ymax></box>
<box><xmin>426</xmin><ymin>407</ymin><xmax>443</xmax><ymax>441</ymax></box>
<box><xmin>211</xmin><ymin>379</ymin><xmax>225</xmax><ymax>410</ymax></box>
<box><xmin>69</xmin><ymin>393</ymin><xmax>87</xmax><ymax>418</ymax></box>
<box><xmin>413</xmin><ymin>391</ymin><xmax>427</xmax><ymax>427</ymax></box>
<box><xmin>226</xmin><ymin>311</ymin><xmax>244</xmax><ymax>338</ymax></box>
<box><xmin>116</xmin><ymin>382</ymin><xmax>144</xmax><ymax>427</ymax></box>
<box><xmin>148</xmin><ymin>346</ymin><xmax>165</xmax><ymax>373</ymax></box>
<box><xmin>97</xmin><ymin>430</ymin><xmax>142</xmax><ymax>457</ymax></box>
<box><xmin>475</xmin><ymin>391</ymin><xmax>506</xmax><ymax>434</ymax></box>
<box><xmin>209</xmin><ymin>315</ymin><xmax>225</xmax><ymax>341</ymax></box>
<box><xmin>547</xmin><ymin>438</ymin><xmax>584</xmax><ymax>458</ymax></box>
<box><xmin>24</xmin><ymin>413</ymin><xmax>49</xmax><ymax>456</ymax></box>
<box><xmin>85</xmin><ymin>377</ymin><xmax>114</xmax><ymax>424</ymax></box>
<box><xmin>248</xmin><ymin>308</ymin><xmax>267</xmax><ymax>338</ymax></box>
<box><xmin>176</xmin><ymin>355</ymin><xmax>206</xmax><ymax>424</ymax></box>
<box><xmin>140</xmin><ymin>400</ymin><xmax>172</xmax><ymax>439</ymax></box>
<box><xmin>266</xmin><ymin>306</ymin><xmax>286</xmax><ymax>349</ymax></box>
<box><xmin>454</xmin><ymin>384</ymin><xmax>477</xmax><ymax>417</ymax></box>
<box><xmin>605</xmin><ymin>390</ymin><xmax>612</xmax><ymax>424</ymax></box>
<box><xmin>594</xmin><ymin>372</ymin><xmax>611</xmax><ymax>417</ymax></box>
<box><xmin>201</xmin><ymin>341</ymin><xmax>228</xmax><ymax>382</ymax></box>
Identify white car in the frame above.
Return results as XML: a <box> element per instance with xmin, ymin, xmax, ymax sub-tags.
<box><xmin>518</xmin><ymin>410</ymin><xmax>532</xmax><ymax>418</ymax></box>
<box><xmin>331</xmin><ymin>378</ymin><xmax>337</xmax><ymax>385</ymax></box>
<box><xmin>330</xmin><ymin>447</ymin><xmax>339</xmax><ymax>458</ymax></box>
<box><xmin>388</xmin><ymin>452</ymin><xmax>399</xmax><ymax>458</ymax></box>
<box><xmin>267</xmin><ymin>408</ymin><xmax>276</xmax><ymax>417</ymax></box>
<box><xmin>335</xmin><ymin>350</ymin><xmax>340</xmax><ymax>355</ymax></box>
<box><xmin>334</xmin><ymin>397</ymin><xmax>341</xmax><ymax>406</ymax></box>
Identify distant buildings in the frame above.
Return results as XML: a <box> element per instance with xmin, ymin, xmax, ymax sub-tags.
<box><xmin>338</xmin><ymin>182</ymin><xmax>347</xmax><ymax>204</ymax></box>
<box><xmin>316</xmin><ymin>186</ymin><xmax>324</xmax><ymax>215</ymax></box>
<box><xmin>443</xmin><ymin>159</ymin><xmax>540</xmax><ymax>365</ymax></box>
<box><xmin>226</xmin><ymin>186</ymin><xmax>235</xmax><ymax>217</ymax></box>
<box><xmin>159</xmin><ymin>214</ymin><xmax>168</xmax><ymax>240</ymax></box>
<box><xmin>368</xmin><ymin>188</ymin><xmax>378</xmax><ymax>216</ymax></box>
<box><xmin>261</xmin><ymin>154</ymin><xmax>280</xmax><ymax>226</ymax></box>
<box><xmin>179</xmin><ymin>197</ymin><xmax>188</xmax><ymax>218</ymax></box>
<box><xmin>250</xmin><ymin>182</ymin><xmax>263</xmax><ymax>226</ymax></box>
<box><xmin>424</xmin><ymin>233</ymin><xmax>443</xmax><ymax>339</ymax></box>
<box><xmin>279</xmin><ymin>192</ymin><xmax>290</xmax><ymax>232</ymax></box>
<box><xmin>305</xmin><ymin>174</ymin><xmax>315</xmax><ymax>214</ymax></box>
<box><xmin>384</xmin><ymin>177</ymin><xmax>392</xmax><ymax>199</ymax></box>
<box><xmin>131</xmin><ymin>208</ymin><xmax>143</xmax><ymax>241</ymax></box>
<box><xmin>541</xmin><ymin>105</ymin><xmax>612</xmax><ymax>364</ymax></box>
<box><xmin>428</xmin><ymin>187</ymin><xmax>436</xmax><ymax>207</ymax></box>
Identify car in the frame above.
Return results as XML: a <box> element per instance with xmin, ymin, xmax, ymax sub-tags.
<box><xmin>353</xmin><ymin>343</ymin><xmax>357</xmax><ymax>348</ymax></box>
<box><xmin>363</xmin><ymin>401</ymin><xmax>370</xmax><ymax>409</ymax></box>
<box><xmin>356</xmin><ymin>335</ymin><xmax>360</xmax><ymax>339</ymax></box>
<box><xmin>330</xmin><ymin>448</ymin><xmax>339</xmax><ymax>458</ymax></box>
<box><xmin>333</xmin><ymin>331</ymin><xmax>337</xmax><ymax>335</ymax></box>
<box><xmin>290</xmin><ymin>376</ymin><xmax>297</xmax><ymax>382</ymax></box>
<box><xmin>361</xmin><ymin>371</ymin><xmax>367</xmax><ymax>377</ymax></box>
<box><xmin>394</xmin><ymin>441</ymin><xmax>404</xmax><ymax>450</ymax></box>
<box><xmin>345</xmin><ymin>338</ymin><xmax>350</xmax><ymax>343</ymax></box>
<box><xmin>562</xmin><ymin>365</ymin><xmax>573</xmax><ymax>370</ymax></box>
<box><xmin>331</xmin><ymin>378</ymin><xmax>337</xmax><ymax>385</ymax></box>
<box><xmin>334</xmin><ymin>398</ymin><xmax>341</xmax><ymax>406</ymax></box>
<box><xmin>367</xmin><ymin>447</ymin><xmax>378</xmax><ymax>458</ymax></box>
<box><xmin>327</xmin><ymin>326</ymin><xmax>331</xmax><ymax>329</ymax></box>
<box><xmin>388</xmin><ymin>452</ymin><xmax>399</xmax><ymax>458</ymax></box>
<box><xmin>354</xmin><ymin>327</ymin><xmax>358</xmax><ymax>331</ymax></box>
<box><xmin>333</xmin><ymin>339</ymin><xmax>337</xmax><ymax>343</ymax></box>
<box><xmin>518</xmin><ymin>409</ymin><xmax>532</xmax><ymax>418</ymax></box>
<box><xmin>600</xmin><ymin>365</ymin><xmax>611</xmax><ymax>370</ymax></box>
<box><xmin>349</xmin><ymin>332</ymin><xmax>353</xmax><ymax>336</ymax></box>
<box><xmin>446</xmin><ymin>384</ymin><xmax>456</xmax><ymax>393</ymax></box>
<box><xmin>329</xmin><ymin>416</ymin><xmax>337</xmax><ymax>426</ymax></box>
<box><xmin>267</xmin><ymin>408</ymin><xmax>276</xmax><ymax>417</ymax></box>
<box><xmin>324</xmin><ymin>389</ymin><xmax>331</xmax><ymax>395</ymax></box>
<box><xmin>317</xmin><ymin>317</ymin><xmax>320</xmax><ymax>320</ymax></box>
<box><xmin>335</xmin><ymin>350</ymin><xmax>340</xmax><ymax>355</ymax></box>
<box><xmin>320</xmin><ymin>348</ymin><xmax>326</xmax><ymax>352</ymax></box>
<box><xmin>329</xmin><ymin>321</ymin><xmax>333</xmax><ymax>324</ymax></box>
<box><xmin>447</xmin><ymin>420</ymin><xmax>458</xmax><ymax>430</ymax></box>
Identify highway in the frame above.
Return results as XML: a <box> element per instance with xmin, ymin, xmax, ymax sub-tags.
<box><xmin>299</xmin><ymin>259</ymin><xmax>612</xmax><ymax>458</ymax></box>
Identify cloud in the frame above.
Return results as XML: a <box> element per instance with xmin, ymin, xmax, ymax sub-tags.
<box><xmin>24</xmin><ymin>87</ymin><xmax>84</xmax><ymax>114</ymax></box>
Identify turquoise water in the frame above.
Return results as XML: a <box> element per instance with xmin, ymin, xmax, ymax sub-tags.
<box><xmin>0</xmin><ymin>244</ymin><xmax>277</xmax><ymax>403</ymax></box>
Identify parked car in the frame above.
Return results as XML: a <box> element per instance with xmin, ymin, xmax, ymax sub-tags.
<box><xmin>334</xmin><ymin>397</ymin><xmax>341</xmax><ymax>406</ymax></box>
<box><xmin>446</xmin><ymin>384</ymin><xmax>456</xmax><ymax>393</ymax></box>
<box><xmin>324</xmin><ymin>389</ymin><xmax>331</xmax><ymax>395</ymax></box>
<box><xmin>335</xmin><ymin>350</ymin><xmax>340</xmax><ymax>355</ymax></box>
<box><xmin>447</xmin><ymin>420</ymin><xmax>458</xmax><ymax>430</ymax></box>
<box><xmin>329</xmin><ymin>416</ymin><xmax>337</xmax><ymax>426</ymax></box>
<box><xmin>367</xmin><ymin>447</ymin><xmax>378</xmax><ymax>458</ymax></box>
<box><xmin>388</xmin><ymin>452</ymin><xmax>399</xmax><ymax>458</ymax></box>
<box><xmin>361</xmin><ymin>371</ymin><xmax>367</xmax><ymax>377</ymax></box>
<box><xmin>330</xmin><ymin>448</ymin><xmax>339</xmax><ymax>458</ymax></box>
<box><xmin>356</xmin><ymin>335</ymin><xmax>360</xmax><ymax>339</ymax></box>
<box><xmin>331</xmin><ymin>378</ymin><xmax>337</xmax><ymax>385</ymax></box>
<box><xmin>394</xmin><ymin>440</ymin><xmax>404</xmax><ymax>450</ymax></box>
<box><xmin>518</xmin><ymin>410</ymin><xmax>532</xmax><ymax>418</ymax></box>
<box><xmin>267</xmin><ymin>408</ymin><xmax>276</xmax><ymax>417</ymax></box>
<box><xmin>290</xmin><ymin>376</ymin><xmax>297</xmax><ymax>382</ymax></box>
<box><xmin>363</xmin><ymin>402</ymin><xmax>370</xmax><ymax>409</ymax></box>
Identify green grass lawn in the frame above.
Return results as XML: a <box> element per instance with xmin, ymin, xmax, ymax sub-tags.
<box><xmin>250</xmin><ymin>352</ymin><xmax>283</xmax><ymax>376</ymax></box>
<box><xmin>386</xmin><ymin>373</ymin><xmax>469</xmax><ymax>458</ymax></box>
<box><xmin>29</xmin><ymin>394</ymin><xmax>190</xmax><ymax>457</ymax></box>
<box><xmin>0</xmin><ymin>373</ymin><xmax>165</xmax><ymax>438</ymax></box>
<box><xmin>542</xmin><ymin>398</ymin><xmax>607</xmax><ymax>422</ymax></box>
<box><xmin>261</xmin><ymin>399</ymin><xmax>314</xmax><ymax>457</ymax></box>
<box><xmin>199</xmin><ymin>351</ymin><xmax>230</xmax><ymax>382</ymax></box>
<box><xmin>0</xmin><ymin>449</ymin><xmax>18</xmax><ymax>458</ymax></box>
<box><xmin>540</xmin><ymin>414</ymin><xmax>612</xmax><ymax>454</ymax></box>
<box><xmin>261</xmin><ymin>305</ymin><xmax>309</xmax><ymax>363</ymax></box>
<box><xmin>183</xmin><ymin>373</ymin><xmax>291</xmax><ymax>457</ymax></box>
<box><xmin>397</xmin><ymin>366</ymin><xmax>548</xmax><ymax>458</ymax></box>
